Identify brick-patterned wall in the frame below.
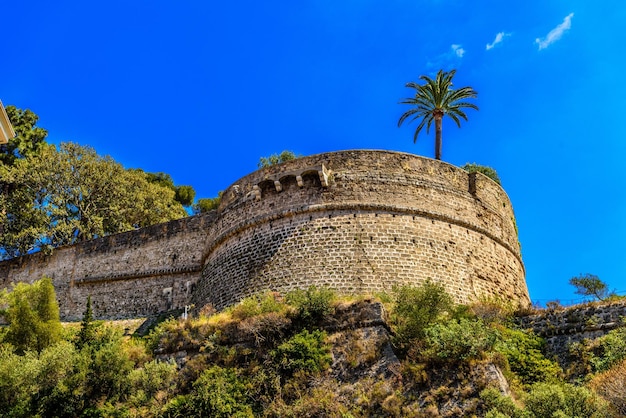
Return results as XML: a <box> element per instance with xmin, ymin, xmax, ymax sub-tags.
<box><xmin>0</xmin><ymin>150</ymin><xmax>529</xmax><ymax>320</ymax></box>
<box><xmin>518</xmin><ymin>301</ymin><xmax>626</xmax><ymax>362</ymax></box>
<box><xmin>193</xmin><ymin>150</ymin><xmax>528</xmax><ymax>310</ymax></box>
<box><xmin>0</xmin><ymin>213</ymin><xmax>217</xmax><ymax>320</ymax></box>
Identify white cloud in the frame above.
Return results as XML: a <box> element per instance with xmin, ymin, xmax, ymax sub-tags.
<box><xmin>486</xmin><ymin>32</ymin><xmax>510</xmax><ymax>50</ymax></box>
<box><xmin>425</xmin><ymin>44</ymin><xmax>465</xmax><ymax>69</ymax></box>
<box><xmin>451</xmin><ymin>44</ymin><xmax>465</xmax><ymax>58</ymax></box>
<box><xmin>535</xmin><ymin>13</ymin><xmax>574</xmax><ymax>50</ymax></box>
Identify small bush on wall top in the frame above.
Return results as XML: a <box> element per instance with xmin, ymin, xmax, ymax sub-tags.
<box><xmin>462</xmin><ymin>163</ymin><xmax>501</xmax><ymax>185</ymax></box>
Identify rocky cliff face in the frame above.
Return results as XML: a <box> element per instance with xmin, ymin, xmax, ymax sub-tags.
<box><xmin>152</xmin><ymin>300</ymin><xmax>511</xmax><ymax>417</ymax></box>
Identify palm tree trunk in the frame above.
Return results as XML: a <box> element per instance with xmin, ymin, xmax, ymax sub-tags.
<box><xmin>434</xmin><ymin>112</ymin><xmax>443</xmax><ymax>160</ymax></box>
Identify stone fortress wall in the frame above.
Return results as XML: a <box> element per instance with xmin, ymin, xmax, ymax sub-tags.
<box><xmin>0</xmin><ymin>150</ymin><xmax>529</xmax><ymax>321</ymax></box>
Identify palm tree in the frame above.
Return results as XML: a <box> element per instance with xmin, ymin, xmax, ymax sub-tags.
<box><xmin>398</xmin><ymin>69</ymin><xmax>478</xmax><ymax>160</ymax></box>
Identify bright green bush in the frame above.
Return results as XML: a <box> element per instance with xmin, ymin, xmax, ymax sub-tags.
<box><xmin>162</xmin><ymin>366</ymin><xmax>253</xmax><ymax>418</ymax></box>
<box><xmin>495</xmin><ymin>328</ymin><xmax>562</xmax><ymax>386</ymax></box>
<box><xmin>480</xmin><ymin>387</ymin><xmax>524</xmax><ymax>418</ymax></box>
<box><xmin>591</xmin><ymin>326</ymin><xmax>626</xmax><ymax>372</ymax></box>
<box><xmin>128</xmin><ymin>359</ymin><xmax>177</xmax><ymax>408</ymax></box>
<box><xmin>524</xmin><ymin>382</ymin><xmax>610</xmax><ymax>418</ymax></box>
<box><xmin>391</xmin><ymin>282</ymin><xmax>453</xmax><ymax>352</ymax></box>
<box><xmin>462</xmin><ymin>163</ymin><xmax>501</xmax><ymax>185</ymax></box>
<box><xmin>0</xmin><ymin>344</ymin><xmax>39</xmax><ymax>417</ymax></box>
<box><xmin>0</xmin><ymin>277</ymin><xmax>63</xmax><ymax>353</ymax></box>
<box><xmin>424</xmin><ymin>318</ymin><xmax>499</xmax><ymax>362</ymax></box>
<box><xmin>272</xmin><ymin>329</ymin><xmax>331</xmax><ymax>376</ymax></box>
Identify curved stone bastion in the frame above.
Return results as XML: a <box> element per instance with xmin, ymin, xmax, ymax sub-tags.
<box><xmin>0</xmin><ymin>150</ymin><xmax>529</xmax><ymax>320</ymax></box>
<box><xmin>192</xmin><ymin>150</ymin><xmax>529</xmax><ymax>310</ymax></box>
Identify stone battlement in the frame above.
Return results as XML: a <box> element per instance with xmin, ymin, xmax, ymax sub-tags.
<box><xmin>0</xmin><ymin>150</ymin><xmax>529</xmax><ymax>320</ymax></box>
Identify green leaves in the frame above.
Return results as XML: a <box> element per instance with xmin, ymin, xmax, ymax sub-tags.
<box><xmin>0</xmin><ymin>277</ymin><xmax>62</xmax><ymax>354</ymax></box>
<box><xmin>398</xmin><ymin>69</ymin><xmax>478</xmax><ymax>159</ymax></box>
<box><xmin>1</xmin><ymin>142</ymin><xmax>188</xmax><ymax>259</ymax></box>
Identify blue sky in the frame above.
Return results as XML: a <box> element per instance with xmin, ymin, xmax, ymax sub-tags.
<box><xmin>2</xmin><ymin>1</ymin><xmax>625</xmax><ymax>305</ymax></box>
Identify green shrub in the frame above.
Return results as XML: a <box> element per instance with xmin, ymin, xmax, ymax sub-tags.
<box><xmin>480</xmin><ymin>387</ymin><xmax>524</xmax><ymax>418</ymax></box>
<box><xmin>286</xmin><ymin>286</ymin><xmax>335</xmax><ymax>327</ymax></box>
<box><xmin>424</xmin><ymin>318</ymin><xmax>499</xmax><ymax>362</ymax></box>
<box><xmin>0</xmin><ymin>277</ymin><xmax>63</xmax><ymax>353</ymax></box>
<box><xmin>591</xmin><ymin>326</ymin><xmax>626</xmax><ymax>372</ymax></box>
<box><xmin>227</xmin><ymin>292</ymin><xmax>288</xmax><ymax>321</ymax></box>
<box><xmin>462</xmin><ymin>163</ymin><xmax>501</xmax><ymax>185</ymax></box>
<box><xmin>495</xmin><ymin>328</ymin><xmax>562</xmax><ymax>386</ymax></box>
<box><xmin>128</xmin><ymin>359</ymin><xmax>177</xmax><ymax>407</ymax></box>
<box><xmin>271</xmin><ymin>329</ymin><xmax>331</xmax><ymax>376</ymax></box>
<box><xmin>391</xmin><ymin>282</ymin><xmax>453</xmax><ymax>352</ymax></box>
<box><xmin>258</xmin><ymin>150</ymin><xmax>300</xmax><ymax>168</ymax></box>
<box><xmin>0</xmin><ymin>344</ymin><xmax>39</xmax><ymax>417</ymax></box>
<box><xmin>524</xmin><ymin>382</ymin><xmax>610</xmax><ymax>418</ymax></box>
<box><xmin>162</xmin><ymin>366</ymin><xmax>253</xmax><ymax>418</ymax></box>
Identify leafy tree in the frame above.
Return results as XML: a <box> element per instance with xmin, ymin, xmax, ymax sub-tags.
<box><xmin>569</xmin><ymin>273</ymin><xmax>612</xmax><ymax>301</ymax></box>
<box><xmin>398</xmin><ymin>69</ymin><xmax>478</xmax><ymax>160</ymax></box>
<box><xmin>0</xmin><ymin>277</ymin><xmax>63</xmax><ymax>354</ymax></box>
<box><xmin>0</xmin><ymin>105</ymin><xmax>48</xmax><ymax>166</ymax></box>
<box><xmin>1</xmin><ymin>142</ymin><xmax>188</xmax><ymax>258</ymax></box>
<box><xmin>462</xmin><ymin>163</ymin><xmax>501</xmax><ymax>185</ymax></box>
<box><xmin>258</xmin><ymin>150</ymin><xmax>300</xmax><ymax>168</ymax></box>
<box><xmin>135</xmin><ymin>170</ymin><xmax>196</xmax><ymax>206</ymax></box>
<box><xmin>193</xmin><ymin>195</ymin><xmax>222</xmax><ymax>213</ymax></box>
<box><xmin>174</xmin><ymin>185</ymin><xmax>196</xmax><ymax>206</ymax></box>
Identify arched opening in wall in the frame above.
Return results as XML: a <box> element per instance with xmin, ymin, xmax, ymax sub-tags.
<box><xmin>258</xmin><ymin>179</ymin><xmax>277</xmax><ymax>196</ymax></box>
<box><xmin>279</xmin><ymin>175</ymin><xmax>298</xmax><ymax>192</ymax></box>
<box><xmin>301</xmin><ymin>170</ymin><xmax>322</xmax><ymax>188</ymax></box>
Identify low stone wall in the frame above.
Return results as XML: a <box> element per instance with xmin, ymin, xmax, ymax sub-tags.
<box><xmin>0</xmin><ymin>213</ymin><xmax>217</xmax><ymax>320</ymax></box>
<box><xmin>518</xmin><ymin>301</ymin><xmax>626</xmax><ymax>359</ymax></box>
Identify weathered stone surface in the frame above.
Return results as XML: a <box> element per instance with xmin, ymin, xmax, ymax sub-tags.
<box><xmin>0</xmin><ymin>150</ymin><xmax>528</xmax><ymax>320</ymax></box>
<box><xmin>518</xmin><ymin>300</ymin><xmax>626</xmax><ymax>362</ymax></box>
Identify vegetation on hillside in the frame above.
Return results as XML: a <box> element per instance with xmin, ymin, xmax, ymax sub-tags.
<box><xmin>0</xmin><ymin>106</ymin><xmax>196</xmax><ymax>260</ymax></box>
<box><xmin>0</xmin><ymin>279</ymin><xmax>623</xmax><ymax>417</ymax></box>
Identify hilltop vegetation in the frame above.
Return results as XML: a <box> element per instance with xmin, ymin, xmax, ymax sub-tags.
<box><xmin>1</xmin><ymin>279</ymin><xmax>624</xmax><ymax>417</ymax></box>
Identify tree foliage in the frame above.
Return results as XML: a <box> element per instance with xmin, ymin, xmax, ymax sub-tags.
<box><xmin>193</xmin><ymin>191</ymin><xmax>223</xmax><ymax>214</ymax></box>
<box><xmin>133</xmin><ymin>170</ymin><xmax>196</xmax><ymax>206</ymax></box>
<box><xmin>258</xmin><ymin>150</ymin><xmax>300</xmax><ymax>168</ymax></box>
<box><xmin>1</xmin><ymin>142</ymin><xmax>188</xmax><ymax>259</ymax></box>
<box><xmin>569</xmin><ymin>273</ymin><xmax>612</xmax><ymax>301</ymax></box>
<box><xmin>1</xmin><ymin>106</ymin><xmax>195</xmax><ymax>260</ymax></box>
<box><xmin>0</xmin><ymin>277</ymin><xmax>63</xmax><ymax>354</ymax></box>
<box><xmin>398</xmin><ymin>69</ymin><xmax>478</xmax><ymax>160</ymax></box>
<box><xmin>0</xmin><ymin>105</ymin><xmax>48</xmax><ymax>166</ymax></box>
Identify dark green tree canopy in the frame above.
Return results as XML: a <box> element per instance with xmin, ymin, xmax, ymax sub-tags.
<box><xmin>569</xmin><ymin>274</ymin><xmax>612</xmax><ymax>301</ymax></box>
<box><xmin>398</xmin><ymin>69</ymin><xmax>478</xmax><ymax>160</ymax></box>
<box><xmin>0</xmin><ymin>106</ymin><xmax>48</xmax><ymax>166</ymax></box>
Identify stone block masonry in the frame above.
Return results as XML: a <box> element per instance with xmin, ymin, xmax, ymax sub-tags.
<box><xmin>0</xmin><ymin>150</ymin><xmax>529</xmax><ymax>320</ymax></box>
